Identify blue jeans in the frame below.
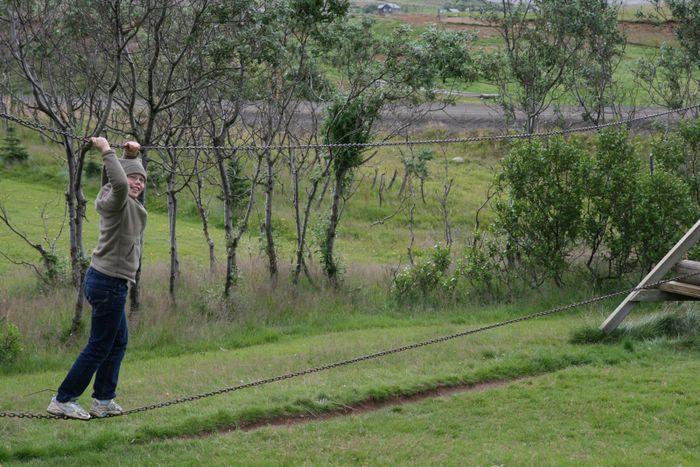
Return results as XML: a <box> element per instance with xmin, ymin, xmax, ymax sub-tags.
<box><xmin>56</xmin><ymin>267</ymin><xmax>129</xmax><ymax>402</ymax></box>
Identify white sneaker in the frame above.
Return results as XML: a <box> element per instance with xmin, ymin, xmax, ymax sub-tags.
<box><xmin>47</xmin><ymin>397</ymin><xmax>91</xmax><ymax>420</ymax></box>
<box><xmin>89</xmin><ymin>399</ymin><xmax>123</xmax><ymax>418</ymax></box>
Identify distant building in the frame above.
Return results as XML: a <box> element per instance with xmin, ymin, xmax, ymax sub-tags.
<box><xmin>377</xmin><ymin>3</ymin><xmax>401</xmax><ymax>14</ymax></box>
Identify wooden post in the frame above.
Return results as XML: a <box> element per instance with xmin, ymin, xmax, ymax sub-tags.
<box><xmin>601</xmin><ymin>218</ymin><xmax>700</xmax><ymax>332</ymax></box>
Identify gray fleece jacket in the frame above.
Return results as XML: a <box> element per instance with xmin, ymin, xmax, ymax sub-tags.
<box><xmin>90</xmin><ymin>149</ymin><xmax>148</xmax><ymax>283</ymax></box>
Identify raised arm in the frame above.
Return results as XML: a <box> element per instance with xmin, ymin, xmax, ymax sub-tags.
<box><xmin>92</xmin><ymin>137</ymin><xmax>140</xmax><ymax>211</ymax></box>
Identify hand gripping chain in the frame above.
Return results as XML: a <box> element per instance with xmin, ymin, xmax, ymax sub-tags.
<box><xmin>3</xmin><ymin>271</ymin><xmax>698</xmax><ymax>421</ymax></box>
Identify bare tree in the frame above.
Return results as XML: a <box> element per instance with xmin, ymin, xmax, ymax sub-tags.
<box><xmin>186</xmin><ymin>147</ymin><xmax>218</xmax><ymax>273</ymax></box>
<box><xmin>0</xmin><ymin>201</ymin><xmax>66</xmax><ymax>285</ymax></box>
<box><xmin>243</xmin><ymin>0</ymin><xmax>347</xmax><ymax>284</ymax></box>
<box><xmin>287</xmin><ymin>107</ymin><xmax>329</xmax><ymax>285</ymax></box>
<box><xmin>148</xmin><ymin>109</ymin><xmax>200</xmax><ymax>299</ymax></box>
<box><xmin>436</xmin><ymin>145</ymin><xmax>454</xmax><ymax>249</ymax></box>
<box><xmin>196</xmin><ymin>0</ymin><xmax>268</xmax><ymax>298</ymax></box>
<box><xmin>113</xmin><ymin>0</ymin><xmax>219</xmax><ymax>311</ymax></box>
<box><xmin>2</xmin><ymin>0</ymin><xmax>139</xmax><ymax>329</ymax></box>
<box><xmin>396</xmin><ymin>142</ymin><xmax>433</xmax><ymax>264</ymax></box>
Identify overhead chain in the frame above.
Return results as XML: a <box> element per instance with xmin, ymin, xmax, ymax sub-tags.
<box><xmin>2</xmin><ymin>104</ymin><xmax>699</xmax><ymax>153</ymax></box>
<box><xmin>143</xmin><ymin>105</ymin><xmax>700</xmax><ymax>152</ymax></box>
<box><xmin>0</xmin><ymin>112</ymin><xmax>90</xmax><ymax>144</ymax></box>
<box><xmin>3</xmin><ymin>270</ymin><xmax>698</xmax><ymax>421</ymax></box>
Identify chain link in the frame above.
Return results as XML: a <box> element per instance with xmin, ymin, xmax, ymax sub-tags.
<box><xmin>2</xmin><ymin>104</ymin><xmax>698</xmax><ymax>152</ymax></box>
<box><xmin>3</xmin><ymin>271</ymin><xmax>697</xmax><ymax>421</ymax></box>
<box><xmin>0</xmin><ymin>112</ymin><xmax>90</xmax><ymax>144</ymax></box>
<box><xmin>0</xmin><ymin>411</ymin><xmax>66</xmax><ymax>420</ymax></box>
<box><xmin>128</xmin><ymin>104</ymin><xmax>700</xmax><ymax>151</ymax></box>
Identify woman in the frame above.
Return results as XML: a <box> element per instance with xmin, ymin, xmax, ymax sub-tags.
<box><xmin>47</xmin><ymin>136</ymin><xmax>147</xmax><ymax>420</ymax></box>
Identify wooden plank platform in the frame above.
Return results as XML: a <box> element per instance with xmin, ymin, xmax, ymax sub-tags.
<box><xmin>659</xmin><ymin>281</ymin><xmax>700</xmax><ymax>298</ymax></box>
<box><xmin>601</xmin><ymin>218</ymin><xmax>700</xmax><ymax>332</ymax></box>
<box><xmin>674</xmin><ymin>260</ymin><xmax>700</xmax><ymax>285</ymax></box>
<box><xmin>631</xmin><ymin>289</ymin><xmax>699</xmax><ymax>302</ymax></box>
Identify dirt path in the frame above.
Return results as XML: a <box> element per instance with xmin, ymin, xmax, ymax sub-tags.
<box><xmin>240</xmin><ymin>101</ymin><xmax>679</xmax><ymax>135</ymax></box>
<box><xmin>390</xmin><ymin>13</ymin><xmax>676</xmax><ymax>46</ymax></box>
<box><xmin>185</xmin><ymin>376</ymin><xmax>532</xmax><ymax>438</ymax></box>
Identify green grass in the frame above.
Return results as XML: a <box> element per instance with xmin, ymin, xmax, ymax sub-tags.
<box><xmin>95</xmin><ymin>353</ymin><xmax>700</xmax><ymax>466</ymax></box>
<box><xmin>3</xmin><ymin>302</ymin><xmax>700</xmax><ymax>464</ymax></box>
<box><xmin>0</xmin><ymin>129</ymin><xmax>501</xmax><ymax>279</ymax></box>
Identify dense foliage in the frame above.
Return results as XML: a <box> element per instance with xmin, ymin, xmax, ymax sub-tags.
<box><xmin>394</xmin><ymin>125</ymin><xmax>700</xmax><ymax>300</ymax></box>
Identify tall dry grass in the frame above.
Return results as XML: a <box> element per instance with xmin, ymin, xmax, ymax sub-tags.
<box><xmin>1</xmin><ymin>258</ymin><xmax>402</xmax><ymax>363</ymax></box>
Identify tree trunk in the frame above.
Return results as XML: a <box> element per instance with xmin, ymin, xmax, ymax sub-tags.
<box><xmin>263</xmin><ymin>149</ymin><xmax>278</xmax><ymax>283</ymax></box>
<box><xmin>65</xmin><ymin>137</ymin><xmax>88</xmax><ymax>330</ymax></box>
<box><xmin>191</xmin><ymin>174</ymin><xmax>216</xmax><ymax>273</ymax></box>
<box><xmin>167</xmin><ymin>186</ymin><xmax>179</xmax><ymax>299</ymax></box>
<box><xmin>292</xmin><ymin>163</ymin><xmax>316</xmax><ymax>284</ymax></box>
<box><xmin>64</xmin><ymin>137</ymin><xmax>84</xmax><ymax>287</ymax></box>
<box><xmin>69</xmin><ymin>268</ymin><xmax>87</xmax><ymax>336</ymax></box>
<box><xmin>292</xmin><ymin>160</ymin><xmax>303</xmax><ymax>284</ymax></box>
<box><xmin>216</xmin><ymin>147</ymin><xmax>237</xmax><ymax>297</ymax></box>
<box><xmin>323</xmin><ymin>169</ymin><xmax>346</xmax><ymax>287</ymax></box>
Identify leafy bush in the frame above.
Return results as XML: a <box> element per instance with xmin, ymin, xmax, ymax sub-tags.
<box><xmin>219</xmin><ymin>156</ymin><xmax>250</xmax><ymax>216</ymax></box>
<box><xmin>451</xmin><ymin>230</ymin><xmax>501</xmax><ymax>297</ymax></box>
<box><xmin>462</xmin><ymin>130</ymin><xmax>700</xmax><ymax>294</ymax></box>
<box><xmin>0</xmin><ymin>320</ymin><xmax>22</xmax><ymax>364</ymax></box>
<box><xmin>628</xmin><ymin>169</ymin><xmax>697</xmax><ymax>273</ymax></box>
<box><xmin>392</xmin><ymin>244</ymin><xmax>451</xmax><ymax>300</ymax></box>
<box><xmin>635</xmin><ymin>43</ymin><xmax>696</xmax><ymax>111</ymax></box>
<box><xmin>582</xmin><ymin>128</ymin><xmax>640</xmax><ymax>280</ymax></box>
<box><xmin>652</xmin><ymin>117</ymin><xmax>700</xmax><ymax>203</ymax></box>
<box><xmin>83</xmin><ymin>158</ymin><xmax>102</xmax><ymax>179</ymax></box>
<box><xmin>494</xmin><ymin>136</ymin><xmax>589</xmax><ymax>287</ymax></box>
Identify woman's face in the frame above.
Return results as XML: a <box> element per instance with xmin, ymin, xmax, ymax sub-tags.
<box><xmin>127</xmin><ymin>173</ymin><xmax>145</xmax><ymax>199</ymax></box>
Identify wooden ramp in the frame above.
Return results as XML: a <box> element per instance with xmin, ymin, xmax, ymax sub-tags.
<box><xmin>601</xmin><ymin>218</ymin><xmax>700</xmax><ymax>333</ymax></box>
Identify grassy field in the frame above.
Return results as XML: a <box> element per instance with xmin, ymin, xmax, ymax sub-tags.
<box><xmin>3</xmin><ymin>300</ymin><xmax>700</xmax><ymax>464</ymax></box>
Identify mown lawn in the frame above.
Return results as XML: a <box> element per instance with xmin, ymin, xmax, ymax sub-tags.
<box><xmin>2</xmin><ymin>302</ymin><xmax>700</xmax><ymax>465</ymax></box>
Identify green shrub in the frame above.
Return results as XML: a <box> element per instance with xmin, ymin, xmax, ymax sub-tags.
<box><xmin>494</xmin><ymin>136</ymin><xmax>589</xmax><ymax>287</ymax></box>
<box><xmin>0</xmin><ymin>126</ymin><xmax>30</xmax><ymax>164</ymax></box>
<box><xmin>0</xmin><ymin>320</ymin><xmax>22</xmax><ymax>364</ymax></box>
<box><xmin>582</xmin><ymin>128</ymin><xmax>640</xmax><ymax>280</ymax></box>
<box><xmin>83</xmin><ymin>158</ymin><xmax>102</xmax><ymax>179</ymax></box>
<box><xmin>392</xmin><ymin>244</ymin><xmax>451</xmax><ymax>300</ymax></box>
<box><xmin>451</xmin><ymin>230</ymin><xmax>500</xmax><ymax>297</ymax></box>
<box><xmin>652</xmin><ymin>117</ymin><xmax>700</xmax><ymax>203</ymax></box>
<box><xmin>630</xmin><ymin>170</ymin><xmax>697</xmax><ymax>273</ymax></box>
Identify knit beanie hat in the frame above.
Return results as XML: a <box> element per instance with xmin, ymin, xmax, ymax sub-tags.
<box><xmin>119</xmin><ymin>158</ymin><xmax>147</xmax><ymax>181</ymax></box>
